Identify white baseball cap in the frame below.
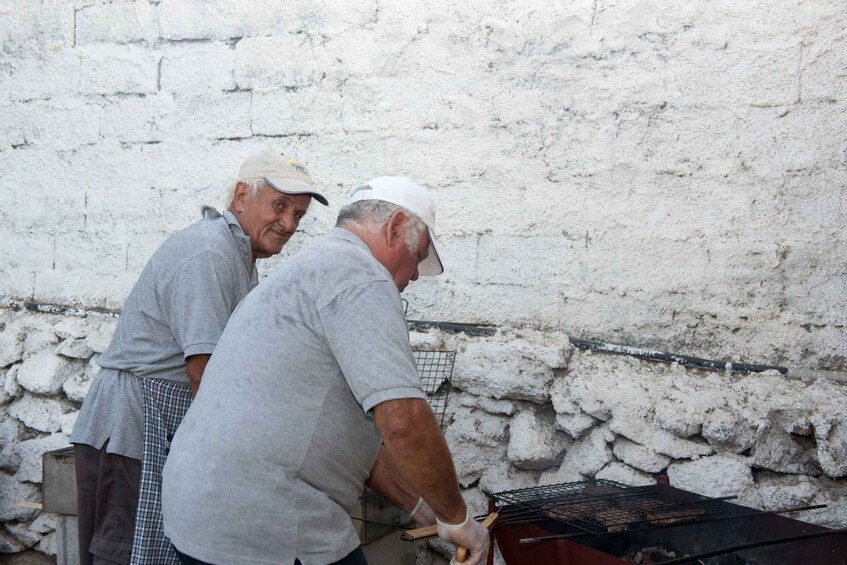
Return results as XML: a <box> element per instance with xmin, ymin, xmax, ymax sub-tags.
<box><xmin>238</xmin><ymin>147</ymin><xmax>328</xmax><ymax>205</ymax></box>
<box><xmin>348</xmin><ymin>177</ymin><xmax>444</xmax><ymax>276</ymax></box>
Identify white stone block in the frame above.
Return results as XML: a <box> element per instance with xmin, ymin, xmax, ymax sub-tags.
<box><xmin>5</xmin><ymin>521</ymin><xmax>39</xmax><ymax>548</ymax></box>
<box><xmin>63</xmin><ymin>368</ymin><xmax>94</xmax><ymax>404</ymax></box>
<box><xmin>815</xmin><ymin>419</ymin><xmax>847</xmax><ymax>479</ymax></box>
<box><xmin>612</xmin><ymin>438</ymin><xmax>671</xmax><ymax>474</ymax></box>
<box><xmin>0</xmin><ymin>321</ymin><xmax>24</xmax><ymax>367</ymax></box>
<box><xmin>549</xmin><ymin>423</ymin><xmax>615</xmax><ymax>481</ymax></box>
<box><xmin>507</xmin><ymin>406</ymin><xmax>570</xmax><ymax>471</ymax></box>
<box><xmin>555</xmin><ymin>412</ymin><xmax>597</xmax><ymax>440</ymax></box>
<box><xmin>159</xmin><ymin>43</ymin><xmax>237</xmax><ymax>94</ymax></box>
<box><xmin>78</xmin><ymin>45</ymin><xmax>159</xmax><ymax>96</ymax></box>
<box><xmin>701</xmin><ymin>407</ymin><xmax>756</xmax><ymax>453</ymax></box>
<box><xmin>750</xmin><ymin>424</ymin><xmax>817</xmax><ymax>475</ymax></box>
<box><xmin>36</xmin><ymin>530</ymin><xmax>57</xmax><ymax>555</ymax></box>
<box><xmin>51</xmin><ymin>318</ymin><xmax>92</xmax><ymax>341</ymax></box>
<box><xmin>233</xmin><ymin>35</ymin><xmax>340</xmax><ymax>91</ymax></box>
<box><xmin>55</xmin><ymin>338</ymin><xmax>94</xmax><ymax>360</ymax></box>
<box><xmin>668</xmin><ymin>454</ymin><xmax>754</xmax><ymax>499</ymax></box>
<box><xmin>98</xmin><ymin>93</ymin><xmax>174</xmax><ymax>144</ymax></box>
<box><xmin>478</xmin><ymin>459</ymin><xmax>538</xmax><ymax>496</ymax></box>
<box><xmin>7</xmin><ymin>395</ymin><xmax>67</xmax><ymax>433</ymax></box>
<box><xmin>654</xmin><ymin>399</ymin><xmax>702</xmax><ymax>438</ymax></box>
<box><xmin>85</xmin><ymin>325</ymin><xmax>114</xmax><ymax>354</ymax></box>
<box><xmin>444</xmin><ymin>404</ymin><xmax>510</xmax><ymax>487</ymax></box>
<box><xmin>159</xmin><ymin>92</ymin><xmax>252</xmax><ymax>140</ymax></box>
<box><xmin>611</xmin><ymin>408</ymin><xmax>714</xmax><ymax>461</ymax></box>
<box><xmin>6</xmin><ymin>51</ymin><xmax>81</xmax><ymax>101</ymax></box>
<box><xmin>16</xmin><ymin>97</ymin><xmax>102</xmax><ymax>151</ymax></box>
<box><xmin>29</xmin><ymin>512</ymin><xmax>56</xmax><ymax>534</ymax></box>
<box><xmin>802</xmin><ymin>34</ymin><xmax>847</xmax><ymax>103</ymax></box>
<box><xmin>0</xmin><ymin>416</ymin><xmax>23</xmax><ymax>473</ymax></box>
<box><xmin>3</xmin><ymin>365</ymin><xmax>21</xmax><ymax>400</ymax></box>
<box><xmin>596</xmin><ymin>462</ymin><xmax>656</xmax><ymax>487</ymax></box>
<box><xmin>453</xmin><ymin>337</ymin><xmax>567</xmax><ymax>403</ymax></box>
<box><xmin>22</xmin><ymin>327</ymin><xmax>58</xmax><ymax>357</ymax></box>
<box><xmin>16</xmin><ymin>349</ymin><xmax>77</xmax><ymax>395</ymax></box>
<box><xmin>0</xmin><ymin>0</ymin><xmax>74</xmax><ymax>53</ymax></box>
<box><xmin>0</xmin><ymin>472</ymin><xmax>40</xmax><ymax>521</ymax></box>
<box><xmin>59</xmin><ymin>411</ymin><xmax>78</xmax><ymax>437</ymax></box>
<box><xmin>252</xmin><ymin>87</ymin><xmax>344</xmax><ymax>136</ymax></box>
<box><xmin>14</xmin><ymin>433</ymin><xmax>71</xmax><ymax>484</ymax></box>
<box><xmin>0</xmin><ymin>528</ymin><xmax>25</xmax><ymax>553</ymax></box>
<box><xmin>75</xmin><ymin>0</ymin><xmax>158</xmax><ymax>44</ymax></box>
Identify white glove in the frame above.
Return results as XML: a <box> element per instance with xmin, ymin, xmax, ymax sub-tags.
<box><xmin>436</xmin><ymin>510</ymin><xmax>489</xmax><ymax>565</ymax></box>
<box><xmin>410</xmin><ymin>497</ymin><xmax>436</xmax><ymax>527</ymax></box>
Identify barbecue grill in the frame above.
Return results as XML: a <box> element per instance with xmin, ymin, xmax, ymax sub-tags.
<box><xmin>488</xmin><ymin>480</ymin><xmax>847</xmax><ymax>565</ymax></box>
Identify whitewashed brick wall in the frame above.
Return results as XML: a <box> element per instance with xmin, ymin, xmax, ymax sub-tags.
<box><xmin>1</xmin><ymin>0</ymin><xmax>846</xmax><ymax>561</ymax></box>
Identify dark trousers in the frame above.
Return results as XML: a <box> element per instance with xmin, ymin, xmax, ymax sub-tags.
<box><xmin>175</xmin><ymin>546</ymin><xmax>368</xmax><ymax>565</ymax></box>
<box><xmin>75</xmin><ymin>442</ymin><xmax>142</xmax><ymax>565</ymax></box>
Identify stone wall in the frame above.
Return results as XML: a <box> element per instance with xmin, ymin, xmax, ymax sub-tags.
<box><xmin>1</xmin><ymin>308</ymin><xmax>844</xmax><ymax>560</ymax></box>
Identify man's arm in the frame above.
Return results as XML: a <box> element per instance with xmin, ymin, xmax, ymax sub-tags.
<box><xmin>185</xmin><ymin>354</ymin><xmax>210</xmax><ymax>397</ymax></box>
<box><xmin>373</xmin><ymin>397</ymin><xmax>466</xmax><ymax>524</ymax></box>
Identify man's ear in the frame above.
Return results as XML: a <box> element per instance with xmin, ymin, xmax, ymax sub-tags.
<box><xmin>232</xmin><ymin>182</ymin><xmax>249</xmax><ymax>213</ymax></box>
<box><xmin>386</xmin><ymin>211</ymin><xmax>407</xmax><ymax>247</ymax></box>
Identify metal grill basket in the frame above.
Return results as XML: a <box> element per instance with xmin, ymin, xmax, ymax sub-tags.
<box><xmin>413</xmin><ymin>349</ymin><xmax>455</xmax><ymax>429</ymax></box>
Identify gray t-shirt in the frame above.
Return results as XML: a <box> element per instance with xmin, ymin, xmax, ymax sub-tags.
<box><xmin>162</xmin><ymin>228</ymin><xmax>425</xmax><ymax>565</ymax></box>
<box><xmin>70</xmin><ymin>207</ymin><xmax>257</xmax><ymax>459</ymax></box>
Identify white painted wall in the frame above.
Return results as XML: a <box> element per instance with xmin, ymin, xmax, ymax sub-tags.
<box><xmin>1</xmin><ymin>0</ymin><xmax>845</xmax><ymax>368</ymax></box>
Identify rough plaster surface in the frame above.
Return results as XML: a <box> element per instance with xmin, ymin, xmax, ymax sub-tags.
<box><xmin>2</xmin><ymin>0</ymin><xmax>847</xmax><ymax>559</ymax></box>
<box><xmin>1</xmin><ymin>1</ymin><xmax>845</xmax><ymax>372</ymax></box>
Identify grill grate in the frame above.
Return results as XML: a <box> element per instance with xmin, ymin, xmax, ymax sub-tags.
<box><xmin>493</xmin><ymin>480</ymin><xmax>725</xmax><ymax>535</ymax></box>
<box><xmin>413</xmin><ymin>349</ymin><xmax>455</xmax><ymax>429</ymax></box>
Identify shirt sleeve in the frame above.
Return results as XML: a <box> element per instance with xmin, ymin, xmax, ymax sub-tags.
<box><xmin>162</xmin><ymin>251</ymin><xmax>241</xmax><ymax>359</ymax></box>
<box><xmin>317</xmin><ymin>280</ymin><xmax>425</xmax><ymax>413</ymax></box>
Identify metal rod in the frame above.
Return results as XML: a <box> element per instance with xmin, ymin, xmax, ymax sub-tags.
<box><xmin>657</xmin><ymin>526</ymin><xmax>847</xmax><ymax>565</ymax></box>
<box><xmin>518</xmin><ymin>503</ymin><xmax>829</xmax><ymax>545</ymax></box>
<box><xmin>569</xmin><ymin>337</ymin><xmax>847</xmax><ymax>383</ymax></box>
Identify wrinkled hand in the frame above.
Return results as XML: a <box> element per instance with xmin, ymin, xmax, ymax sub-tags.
<box><xmin>410</xmin><ymin>497</ymin><xmax>436</xmax><ymax>527</ymax></box>
<box><xmin>436</xmin><ymin>510</ymin><xmax>489</xmax><ymax>565</ymax></box>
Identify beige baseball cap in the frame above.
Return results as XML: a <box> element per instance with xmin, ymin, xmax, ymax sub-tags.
<box><xmin>348</xmin><ymin>177</ymin><xmax>444</xmax><ymax>276</ymax></box>
<box><xmin>238</xmin><ymin>147</ymin><xmax>328</xmax><ymax>205</ymax></box>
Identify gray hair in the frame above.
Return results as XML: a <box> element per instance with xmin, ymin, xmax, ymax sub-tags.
<box><xmin>336</xmin><ymin>200</ymin><xmax>428</xmax><ymax>253</ymax></box>
<box><xmin>223</xmin><ymin>177</ymin><xmax>265</xmax><ymax>208</ymax></box>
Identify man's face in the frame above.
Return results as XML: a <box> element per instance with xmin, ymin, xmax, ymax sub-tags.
<box><xmin>390</xmin><ymin>229</ymin><xmax>430</xmax><ymax>293</ymax></box>
<box><xmin>234</xmin><ymin>183</ymin><xmax>312</xmax><ymax>260</ymax></box>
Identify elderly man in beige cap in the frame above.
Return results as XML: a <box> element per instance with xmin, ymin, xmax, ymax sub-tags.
<box><xmin>70</xmin><ymin>148</ymin><xmax>328</xmax><ymax>565</ymax></box>
<box><xmin>161</xmin><ymin>177</ymin><xmax>488</xmax><ymax>565</ymax></box>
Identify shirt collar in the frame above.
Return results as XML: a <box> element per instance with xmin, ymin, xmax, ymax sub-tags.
<box><xmin>201</xmin><ymin>206</ymin><xmax>257</xmax><ymax>284</ymax></box>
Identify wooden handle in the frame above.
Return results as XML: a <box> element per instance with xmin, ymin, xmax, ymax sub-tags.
<box><xmin>455</xmin><ymin>512</ymin><xmax>499</xmax><ymax>562</ymax></box>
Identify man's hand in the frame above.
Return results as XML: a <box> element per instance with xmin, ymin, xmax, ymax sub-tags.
<box><xmin>185</xmin><ymin>354</ymin><xmax>210</xmax><ymax>397</ymax></box>
<box><xmin>436</xmin><ymin>510</ymin><xmax>489</xmax><ymax>565</ymax></box>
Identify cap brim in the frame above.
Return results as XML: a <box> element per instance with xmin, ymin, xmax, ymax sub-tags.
<box><xmin>418</xmin><ymin>229</ymin><xmax>443</xmax><ymax>276</ymax></box>
<box><xmin>265</xmin><ymin>177</ymin><xmax>329</xmax><ymax>206</ymax></box>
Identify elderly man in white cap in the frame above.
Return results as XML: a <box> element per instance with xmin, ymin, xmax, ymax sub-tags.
<box><xmin>70</xmin><ymin>148</ymin><xmax>328</xmax><ymax>565</ymax></box>
<box><xmin>161</xmin><ymin>178</ymin><xmax>489</xmax><ymax>565</ymax></box>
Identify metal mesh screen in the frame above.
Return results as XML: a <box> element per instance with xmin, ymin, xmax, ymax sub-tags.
<box><xmin>493</xmin><ymin>480</ymin><xmax>724</xmax><ymax>534</ymax></box>
<box><xmin>413</xmin><ymin>349</ymin><xmax>455</xmax><ymax>429</ymax></box>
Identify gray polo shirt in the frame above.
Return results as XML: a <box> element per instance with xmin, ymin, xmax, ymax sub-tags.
<box><xmin>70</xmin><ymin>207</ymin><xmax>257</xmax><ymax>459</ymax></box>
<box><xmin>162</xmin><ymin>228</ymin><xmax>425</xmax><ymax>565</ymax></box>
